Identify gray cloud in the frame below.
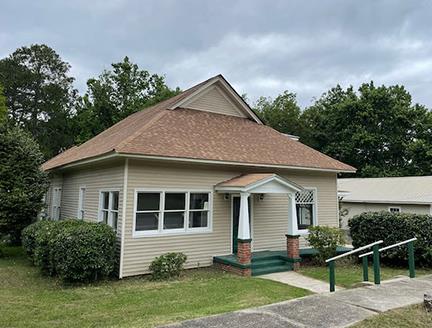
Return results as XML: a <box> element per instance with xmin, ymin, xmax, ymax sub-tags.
<box><xmin>1</xmin><ymin>0</ymin><xmax>431</xmax><ymax>108</ymax></box>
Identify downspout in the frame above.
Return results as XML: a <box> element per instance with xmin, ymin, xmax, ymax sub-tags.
<box><xmin>119</xmin><ymin>158</ymin><xmax>129</xmax><ymax>279</ymax></box>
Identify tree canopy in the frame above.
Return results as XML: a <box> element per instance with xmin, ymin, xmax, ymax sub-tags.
<box><xmin>254</xmin><ymin>91</ymin><xmax>304</xmax><ymax>137</ymax></box>
<box><xmin>0</xmin><ymin>44</ymin><xmax>77</xmax><ymax>158</ymax></box>
<box><xmin>73</xmin><ymin>56</ymin><xmax>180</xmax><ymax>143</ymax></box>
<box><xmin>258</xmin><ymin>82</ymin><xmax>432</xmax><ymax>177</ymax></box>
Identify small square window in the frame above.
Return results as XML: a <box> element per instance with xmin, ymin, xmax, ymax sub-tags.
<box><xmin>189</xmin><ymin>211</ymin><xmax>208</xmax><ymax>228</ymax></box>
<box><xmin>164</xmin><ymin>212</ymin><xmax>185</xmax><ymax>229</ymax></box>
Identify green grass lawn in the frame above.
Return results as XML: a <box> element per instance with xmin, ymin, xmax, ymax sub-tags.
<box><xmin>300</xmin><ymin>261</ymin><xmax>432</xmax><ymax>288</ymax></box>
<box><xmin>0</xmin><ymin>247</ymin><xmax>310</xmax><ymax>328</ymax></box>
<box><xmin>353</xmin><ymin>304</ymin><xmax>432</xmax><ymax>328</ymax></box>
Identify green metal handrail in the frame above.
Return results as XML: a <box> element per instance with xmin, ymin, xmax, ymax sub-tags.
<box><xmin>359</xmin><ymin>237</ymin><xmax>417</xmax><ymax>281</ymax></box>
<box><xmin>325</xmin><ymin>240</ymin><xmax>383</xmax><ymax>292</ymax></box>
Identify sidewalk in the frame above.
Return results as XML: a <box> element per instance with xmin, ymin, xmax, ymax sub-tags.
<box><xmin>162</xmin><ymin>275</ymin><xmax>432</xmax><ymax>328</ymax></box>
<box><xmin>259</xmin><ymin>271</ymin><xmax>343</xmax><ymax>293</ymax></box>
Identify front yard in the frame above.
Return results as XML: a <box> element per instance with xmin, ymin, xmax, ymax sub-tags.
<box><xmin>353</xmin><ymin>304</ymin><xmax>432</xmax><ymax>328</ymax></box>
<box><xmin>300</xmin><ymin>261</ymin><xmax>432</xmax><ymax>288</ymax></box>
<box><xmin>0</xmin><ymin>247</ymin><xmax>310</xmax><ymax>328</ymax></box>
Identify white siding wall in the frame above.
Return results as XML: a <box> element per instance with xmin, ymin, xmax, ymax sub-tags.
<box><xmin>122</xmin><ymin>160</ymin><xmax>339</xmax><ymax>277</ymax></box>
<box><xmin>341</xmin><ymin>202</ymin><xmax>432</xmax><ymax>229</ymax></box>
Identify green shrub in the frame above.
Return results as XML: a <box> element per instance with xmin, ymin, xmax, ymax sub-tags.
<box><xmin>50</xmin><ymin>221</ymin><xmax>116</xmax><ymax>282</ymax></box>
<box><xmin>22</xmin><ymin>220</ymin><xmax>50</xmax><ymax>261</ymax></box>
<box><xmin>349</xmin><ymin>212</ymin><xmax>432</xmax><ymax>266</ymax></box>
<box><xmin>306</xmin><ymin>226</ymin><xmax>346</xmax><ymax>264</ymax></box>
<box><xmin>0</xmin><ymin>125</ymin><xmax>49</xmax><ymax>244</ymax></box>
<box><xmin>149</xmin><ymin>252</ymin><xmax>187</xmax><ymax>280</ymax></box>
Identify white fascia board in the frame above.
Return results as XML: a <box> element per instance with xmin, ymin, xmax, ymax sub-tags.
<box><xmin>48</xmin><ymin>151</ymin><xmax>355</xmax><ymax>174</ymax></box>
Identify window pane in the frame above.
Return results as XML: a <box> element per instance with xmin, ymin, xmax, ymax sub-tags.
<box><xmin>165</xmin><ymin>193</ymin><xmax>186</xmax><ymax>210</ymax></box>
<box><xmin>296</xmin><ymin>204</ymin><xmax>313</xmax><ymax>229</ymax></box>
<box><xmin>112</xmin><ymin>191</ymin><xmax>119</xmax><ymax>210</ymax></box>
<box><xmin>189</xmin><ymin>211</ymin><xmax>208</xmax><ymax>228</ymax></box>
<box><xmin>164</xmin><ymin>212</ymin><xmax>184</xmax><ymax>229</ymax></box>
<box><xmin>136</xmin><ymin>212</ymin><xmax>159</xmax><ymax>231</ymax></box>
<box><xmin>190</xmin><ymin>193</ymin><xmax>209</xmax><ymax>210</ymax></box>
<box><xmin>102</xmin><ymin>192</ymin><xmax>109</xmax><ymax>210</ymax></box>
<box><xmin>137</xmin><ymin>193</ymin><xmax>160</xmax><ymax>211</ymax></box>
<box><xmin>102</xmin><ymin>210</ymin><xmax>109</xmax><ymax>224</ymax></box>
<box><xmin>112</xmin><ymin>212</ymin><xmax>118</xmax><ymax>231</ymax></box>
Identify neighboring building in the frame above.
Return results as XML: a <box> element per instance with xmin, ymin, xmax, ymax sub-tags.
<box><xmin>42</xmin><ymin>75</ymin><xmax>355</xmax><ymax>277</ymax></box>
<box><xmin>339</xmin><ymin>176</ymin><xmax>432</xmax><ymax>229</ymax></box>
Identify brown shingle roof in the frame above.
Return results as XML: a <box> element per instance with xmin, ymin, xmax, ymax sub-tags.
<box><xmin>42</xmin><ymin>77</ymin><xmax>356</xmax><ymax>173</ymax></box>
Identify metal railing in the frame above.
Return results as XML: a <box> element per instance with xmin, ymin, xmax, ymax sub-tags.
<box><xmin>359</xmin><ymin>237</ymin><xmax>417</xmax><ymax>280</ymax></box>
<box><xmin>325</xmin><ymin>240</ymin><xmax>383</xmax><ymax>292</ymax></box>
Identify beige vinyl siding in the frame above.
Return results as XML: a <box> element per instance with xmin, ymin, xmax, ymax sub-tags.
<box><xmin>184</xmin><ymin>85</ymin><xmax>248</xmax><ymax>118</ymax></box>
<box><xmin>253</xmin><ymin>172</ymin><xmax>338</xmax><ymax>250</ymax></box>
<box><xmin>341</xmin><ymin>202</ymin><xmax>432</xmax><ymax>229</ymax></box>
<box><xmin>59</xmin><ymin>162</ymin><xmax>124</xmax><ymax>235</ymax></box>
<box><xmin>122</xmin><ymin>160</ymin><xmax>339</xmax><ymax>277</ymax></box>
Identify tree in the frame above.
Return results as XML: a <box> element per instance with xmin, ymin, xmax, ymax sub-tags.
<box><xmin>0</xmin><ymin>44</ymin><xmax>77</xmax><ymax>158</ymax></box>
<box><xmin>0</xmin><ymin>83</ymin><xmax>7</xmax><ymax>125</ymax></box>
<box><xmin>74</xmin><ymin>57</ymin><xmax>180</xmax><ymax>143</ymax></box>
<box><xmin>301</xmin><ymin>82</ymin><xmax>431</xmax><ymax>177</ymax></box>
<box><xmin>0</xmin><ymin>125</ymin><xmax>49</xmax><ymax>244</ymax></box>
<box><xmin>254</xmin><ymin>91</ymin><xmax>304</xmax><ymax>137</ymax></box>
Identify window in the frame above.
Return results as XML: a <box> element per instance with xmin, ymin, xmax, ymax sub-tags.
<box><xmin>189</xmin><ymin>193</ymin><xmax>209</xmax><ymax>228</ymax></box>
<box><xmin>295</xmin><ymin>189</ymin><xmax>316</xmax><ymax>230</ymax></box>
<box><xmin>77</xmin><ymin>187</ymin><xmax>86</xmax><ymax>219</ymax></box>
<box><xmin>99</xmin><ymin>191</ymin><xmax>119</xmax><ymax>230</ymax></box>
<box><xmin>134</xmin><ymin>191</ymin><xmax>211</xmax><ymax>236</ymax></box>
<box><xmin>52</xmin><ymin>187</ymin><xmax>62</xmax><ymax>220</ymax></box>
<box><xmin>388</xmin><ymin>207</ymin><xmax>401</xmax><ymax>213</ymax></box>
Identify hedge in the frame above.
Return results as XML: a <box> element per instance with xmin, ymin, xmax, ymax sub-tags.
<box><xmin>21</xmin><ymin>219</ymin><xmax>116</xmax><ymax>281</ymax></box>
<box><xmin>349</xmin><ymin>212</ymin><xmax>432</xmax><ymax>266</ymax></box>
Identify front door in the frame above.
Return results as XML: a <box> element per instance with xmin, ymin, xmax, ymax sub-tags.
<box><xmin>232</xmin><ymin>196</ymin><xmax>251</xmax><ymax>254</ymax></box>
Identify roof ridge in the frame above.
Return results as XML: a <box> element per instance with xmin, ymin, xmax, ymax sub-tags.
<box><xmin>115</xmin><ymin>109</ymin><xmax>168</xmax><ymax>151</ymax></box>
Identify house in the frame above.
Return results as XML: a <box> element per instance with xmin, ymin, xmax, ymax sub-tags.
<box><xmin>42</xmin><ymin>75</ymin><xmax>355</xmax><ymax>278</ymax></box>
<box><xmin>339</xmin><ymin>176</ymin><xmax>432</xmax><ymax>229</ymax></box>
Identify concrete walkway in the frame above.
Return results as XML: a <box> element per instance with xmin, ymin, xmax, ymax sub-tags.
<box><xmin>259</xmin><ymin>271</ymin><xmax>343</xmax><ymax>293</ymax></box>
<box><xmin>162</xmin><ymin>275</ymin><xmax>432</xmax><ymax>328</ymax></box>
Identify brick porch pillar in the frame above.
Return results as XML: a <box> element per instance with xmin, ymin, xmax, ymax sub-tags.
<box><xmin>237</xmin><ymin>239</ymin><xmax>252</xmax><ymax>265</ymax></box>
<box><xmin>286</xmin><ymin>234</ymin><xmax>301</xmax><ymax>270</ymax></box>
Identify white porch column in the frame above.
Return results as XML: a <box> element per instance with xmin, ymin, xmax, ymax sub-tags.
<box><xmin>287</xmin><ymin>193</ymin><xmax>299</xmax><ymax>235</ymax></box>
<box><xmin>238</xmin><ymin>192</ymin><xmax>251</xmax><ymax>240</ymax></box>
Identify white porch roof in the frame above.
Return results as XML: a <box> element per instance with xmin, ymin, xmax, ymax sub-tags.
<box><xmin>214</xmin><ymin>173</ymin><xmax>303</xmax><ymax>194</ymax></box>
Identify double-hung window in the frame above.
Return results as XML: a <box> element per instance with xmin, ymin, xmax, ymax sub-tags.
<box><xmin>52</xmin><ymin>187</ymin><xmax>62</xmax><ymax>220</ymax></box>
<box><xmin>134</xmin><ymin>191</ymin><xmax>211</xmax><ymax>236</ymax></box>
<box><xmin>295</xmin><ymin>189</ymin><xmax>317</xmax><ymax>230</ymax></box>
<box><xmin>77</xmin><ymin>187</ymin><xmax>86</xmax><ymax>219</ymax></box>
<box><xmin>99</xmin><ymin>191</ymin><xmax>119</xmax><ymax>231</ymax></box>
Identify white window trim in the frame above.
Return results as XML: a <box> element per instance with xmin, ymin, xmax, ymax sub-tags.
<box><xmin>98</xmin><ymin>189</ymin><xmax>120</xmax><ymax>230</ymax></box>
<box><xmin>388</xmin><ymin>206</ymin><xmax>401</xmax><ymax>213</ymax></box>
<box><xmin>52</xmin><ymin>187</ymin><xmax>62</xmax><ymax>220</ymax></box>
<box><xmin>296</xmin><ymin>187</ymin><xmax>318</xmax><ymax>234</ymax></box>
<box><xmin>77</xmin><ymin>186</ymin><xmax>86</xmax><ymax>220</ymax></box>
<box><xmin>133</xmin><ymin>188</ymin><xmax>213</xmax><ymax>238</ymax></box>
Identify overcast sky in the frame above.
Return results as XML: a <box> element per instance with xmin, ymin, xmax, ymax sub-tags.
<box><xmin>1</xmin><ymin>0</ymin><xmax>431</xmax><ymax>108</ymax></box>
